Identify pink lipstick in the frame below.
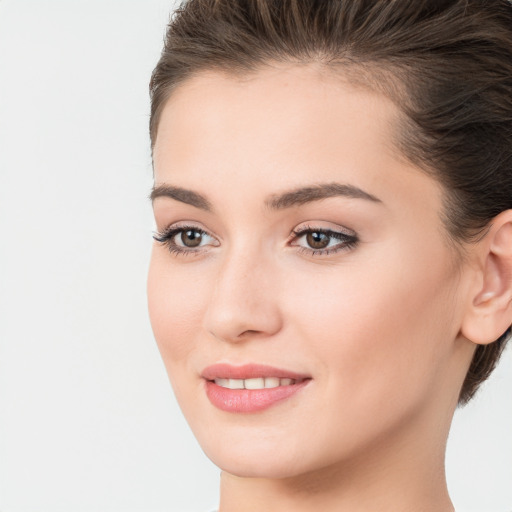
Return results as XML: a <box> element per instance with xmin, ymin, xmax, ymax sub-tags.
<box><xmin>201</xmin><ymin>364</ymin><xmax>311</xmax><ymax>413</ymax></box>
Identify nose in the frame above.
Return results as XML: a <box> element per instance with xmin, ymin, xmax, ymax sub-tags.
<box><xmin>202</xmin><ymin>248</ymin><xmax>283</xmax><ymax>343</ymax></box>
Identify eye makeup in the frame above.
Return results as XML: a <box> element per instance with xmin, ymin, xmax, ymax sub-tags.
<box><xmin>290</xmin><ymin>225</ymin><xmax>359</xmax><ymax>256</ymax></box>
<box><xmin>154</xmin><ymin>220</ymin><xmax>359</xmax><ymax>258</ymax></box>
<box><xmin>153</xmin><ymin>224</ymin><xmax>219</xmax><ymax>257</ymax></box>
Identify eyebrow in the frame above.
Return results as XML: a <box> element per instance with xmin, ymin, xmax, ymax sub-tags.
<box><xmin>150</xmin><ymin>184</ymin><xmax>213</xmax><ymax>211</ymax></box>
<box><xmin>149</xmin><ymin>182</ymin><xmax>382</xmax><ymax>211</ymax></box>
<box><xmin>265</xmin><ymin>182</ymin><xmax>382</xmax><ymax>209</ymax></box>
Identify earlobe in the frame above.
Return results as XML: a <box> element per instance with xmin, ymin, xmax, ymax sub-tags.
<box><xmin>461</xmin><ymin>210</ymin><xmax>512</xmax><ymax>345</ymax></box>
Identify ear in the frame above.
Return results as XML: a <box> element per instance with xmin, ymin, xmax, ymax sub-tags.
<box><xmin>461</xmin><ymin>210</ymin><xmax>512</xmax><ymax>345</ymax></box>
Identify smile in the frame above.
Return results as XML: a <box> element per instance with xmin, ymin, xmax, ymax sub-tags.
<box><xmin>202</xmin><ymin>364</ymin><xmax>311</xmax><ymax>413</ymax></box>
<box><xmin>213</xmin><ymin>377</ymin><xmax>299</xmax><ymax>389</ymax></box>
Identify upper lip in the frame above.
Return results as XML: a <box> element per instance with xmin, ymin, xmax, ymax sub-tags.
<box><xmin>201</xmin><ymin>363</ymin><xmax>311</xmax><ymax>381</ymax></box>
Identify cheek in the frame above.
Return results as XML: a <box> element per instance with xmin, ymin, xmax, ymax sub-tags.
<box><xmin>284</xmin><ymin>246</ymin><xmax>459</xmax><ymax>409</ymax></box>
<box><xmin>147</xmin><ymin>250</ymin><xmax>208</xmax><ymax>367</ymax></box>
<box><xmin>272</xmin><ymin>255</ymin><xmax>460</xmax><ymax>465</ymax></box>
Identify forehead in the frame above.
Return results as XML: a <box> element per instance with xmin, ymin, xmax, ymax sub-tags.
<box><xmin>161</xmin><ymin>63</ymin><xmax>395</xmax><ymax>125</ymax></box>
<box><xmin>157</xmin><ymin>65</ymin><xmax>397</xmax><ymax>141</ymax></box>
<box><xmin>152</xmin><ymin>65</ymin><xmax>442</xmax><ymax>220</ymax></box>
<box><xmin>154</xmin><ymin>65</ymin><xmax>397</xmax><ymax>168</ymax></box>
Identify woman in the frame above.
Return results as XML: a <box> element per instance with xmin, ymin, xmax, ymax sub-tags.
<box><xmin>147</xmin><ymin>1</ymin><xmax>512</xmax><ymax>510</ymax></box>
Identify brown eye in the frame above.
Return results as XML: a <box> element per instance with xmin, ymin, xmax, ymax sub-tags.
<box><xmin>291</xmin><ymin>226</ymin><xmax>359</xmax><ymax>256</ymax></box>
<box><xmin>180</xmin><ymin>229</ymin><xmax>203</xmax><ymax>247</ymax></box>
<box><xmin>153</xmin><ymin>225</ymin><xmax>218</xmax><ymax>256</ymax></box>
<box><xmin>306</xmin><ymin>232</ymin><xmax>330</xmax><ymax>249</ymax></box>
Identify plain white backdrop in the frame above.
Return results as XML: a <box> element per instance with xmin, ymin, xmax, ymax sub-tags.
<box><xmin>0</xmin><ymin>1</ymin><xmax>510</xmax><ymax>511</ymax></box>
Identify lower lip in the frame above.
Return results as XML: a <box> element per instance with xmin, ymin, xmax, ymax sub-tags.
<box><xmin>204</xmin><ymin>380</ymin><xmax>310</xmax><ymax>413</ymax></box>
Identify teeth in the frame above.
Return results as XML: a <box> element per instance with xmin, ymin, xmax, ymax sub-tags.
<box><xmin>214</xmin><ymin>377</ymin><xmax>297</xmax><ymax>390</ymax></box>
<box><xmin>228</xmin><ymin>379</ymin><xmax>244</xmax><ymax>389</ymax></box>
<box><xmin>265</xmin><ymin>377</ymin><xmax>280</xmax><ymax>388</ymax></box>
<box><xmin>244</xmin><ymin>377</ymin><xmax>264</xmax><ymax>389</ymax></box>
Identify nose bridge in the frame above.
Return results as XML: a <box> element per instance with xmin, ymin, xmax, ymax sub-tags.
<box><xmin>203</xmin><ymin>241</ymin><xmax>282</xmax><ymax>342</ymax></box>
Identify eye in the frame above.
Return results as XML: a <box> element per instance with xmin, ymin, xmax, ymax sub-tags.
<box><xmin>291</xmin><ymin>226</ymin><xmax>358</xmax><ymax>255</ymax></box>
<box><xmin>175</xmin><ymin>228</ymin><xmax>207</xmax><ymax>248</ymax></box>
<box><xmin>304</xmin><ymin>231</ymin><xmax>331</xmax><ymax>250</ymax></box>
<box><xmin>153</xmin><ymin>224</ymin><xmax>218</xmax><ymax>255</ymax></box>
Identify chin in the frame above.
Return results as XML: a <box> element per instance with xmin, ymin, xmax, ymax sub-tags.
<box><xmin>208</xmin><ymin>451</ymin><xmax>309</xmax><ymax>480</ymax></box>
<box><xmin>189</xmin><ymin>423</ymin><xmax>300</xmax><ymax>478</ymax></box>
<box><xmin>195</xmin><ymin>423</ymin><xmax>341</xmax><ymax>480</ymax></box>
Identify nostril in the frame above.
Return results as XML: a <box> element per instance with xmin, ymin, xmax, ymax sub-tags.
<box><xmin>202</xmin><ymin>274</ymin><xmax>283</xmax><ymax>342</ymax></box>
<box><xmin>239</xmin><ymin>329</ymin><xmax>260</xmax><ymax>337</ymax></box>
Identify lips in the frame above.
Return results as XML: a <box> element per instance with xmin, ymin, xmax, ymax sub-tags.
<box><xmin>201</xmin><ymin>364</ymin><xmax>311</xmax><ymax>413</ymax></box>
<box><xmin>214</xmin><ymin>376</ymin><xmax>298</xmax><ymax>389</ymax></box>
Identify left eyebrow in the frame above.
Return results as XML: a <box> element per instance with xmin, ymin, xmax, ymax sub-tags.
<box><xmin>265</xmin><ymin>182</ymin><xmax>382</xmax><ymax>210</ymax></box>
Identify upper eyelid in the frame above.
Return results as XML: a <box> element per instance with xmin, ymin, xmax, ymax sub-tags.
<box><xmin>293</xmin><ymin>227</ymin><xmax>352</xmax><ymax>236</ymax></box>
<box><xmin>158</xmin><ymin>219</ymin><xmax>208</xmax><ymax>230</ymax></box>
<box><xmin>157</xmin><ymin>222</ymin><xmax>215</xmax><ymax>238</ymax></box>
<box><xmin>159</xmin><ymin>224</ymin><xmax>216</xmax><ymax>240</ymax></box>
<box><xmin>291</xmin><ymin>223</ymin><xmax>357</xmax><ymax>238</ymax></box>
<box><xmin>156</xmin><ymin>222</ymin><xmax>356</xmax><ymax>238</ymax></box>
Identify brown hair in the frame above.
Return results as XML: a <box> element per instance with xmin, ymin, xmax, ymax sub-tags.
<box><xmin>149</xmin><ymin>0</ymin><xmax>512</xmax><ymax>405</ymax></box>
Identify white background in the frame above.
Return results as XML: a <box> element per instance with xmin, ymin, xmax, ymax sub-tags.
<box><xmin>0</xmin><ymin>1</ymin><xmax>510</xmax><ymax>511</ymax></box>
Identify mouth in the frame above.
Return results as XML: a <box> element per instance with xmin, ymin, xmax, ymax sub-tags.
<box><xmin>212</xmin><ymin>376</ymin><xmax>303</xmax><ymax>389</ymax></box>
<box><xmin>201</xmin><ymin>363</ymin><xmax>311</xmax><ymax>413</ymax></box>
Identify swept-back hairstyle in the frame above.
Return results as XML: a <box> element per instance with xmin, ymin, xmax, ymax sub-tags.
<box><xmin>149</xmin><ymin>0</ymin><xmax>512</xmax><ymax>405</ymax></box>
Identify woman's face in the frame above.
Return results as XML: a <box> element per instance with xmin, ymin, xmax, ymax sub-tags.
<box><xmin>148</xmin><ymin>66</ymin><xmax>474</xmax><ymax>478</ymax></box>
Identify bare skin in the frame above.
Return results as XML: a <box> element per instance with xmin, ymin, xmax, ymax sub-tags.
<box><xmin>148</xmin><ymin>65</ymin><xmax>512</xmax><ymax>511</ymax></box>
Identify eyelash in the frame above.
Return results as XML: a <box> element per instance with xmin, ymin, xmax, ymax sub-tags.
<box><xmin>153</xmin><ymin>224</ymin><xmax>359</xmax><ymax>257</ymax></box>
<box><xmin>152</xmin><ymin>225</ymin><xmax>213</xmax><ymax>257</ymax></box>
<box><xmin>291</xmin><ymin>225</ymin><xmax>359</xmax><ymax>256</ymax></box>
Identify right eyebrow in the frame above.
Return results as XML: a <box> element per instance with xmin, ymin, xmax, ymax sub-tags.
<box><xmin>149</xmin><ymin>184</ymin><xmax>213</xmax><ymax>212</ymax></box>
